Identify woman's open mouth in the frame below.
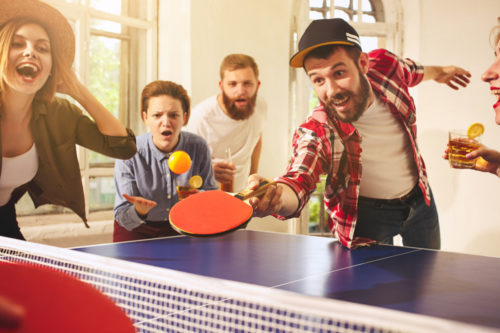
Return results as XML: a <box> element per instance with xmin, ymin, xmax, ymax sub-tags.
<box><xmin>16</xmin><ymin>63</ymin><xmax>40</xmax><ymax>81</ymax></box>
<box><xmin>492</xmin><ymin>88</ymin><xmax>500</xmax><ymax>109</ymax></box>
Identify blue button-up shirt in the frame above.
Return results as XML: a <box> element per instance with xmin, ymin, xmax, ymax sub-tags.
<box><xmin>114</xmin><ymin>131</ymin><xmax>218</xmax><ymax>230</ymax></box>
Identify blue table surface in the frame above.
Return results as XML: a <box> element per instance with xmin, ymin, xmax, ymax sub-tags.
<box><xmin>75</xmin><ymin>230</ymin><xmax>500</xmax><ymax>329</ymax></box>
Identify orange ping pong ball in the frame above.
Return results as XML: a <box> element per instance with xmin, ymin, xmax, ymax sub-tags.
<box><xmin>168</xmin><ymin>150</ymin><xmax>191</xmax><ymax>174</ymax></box>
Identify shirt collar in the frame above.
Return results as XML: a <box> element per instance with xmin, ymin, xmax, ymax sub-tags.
<box><xmin>312</xmin><ymin>104</ymin><xmax>358</xmax><ymax>141</ymax></box>
<box><xmin>30</xmin><ymin>99</ymin><xmax>48</xmax><ymax>121</ymax></box>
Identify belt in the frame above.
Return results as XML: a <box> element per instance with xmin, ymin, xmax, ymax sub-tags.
<box><xmin>359</xmin><ymin>184</ymin><xmax>421</xmax><ymax>206</ymax></box>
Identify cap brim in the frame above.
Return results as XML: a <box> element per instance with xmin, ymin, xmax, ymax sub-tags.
<box><xmin>289</xmin><ymin>41</ymin><xmax>355</xmax><ymax>68</ymax></box>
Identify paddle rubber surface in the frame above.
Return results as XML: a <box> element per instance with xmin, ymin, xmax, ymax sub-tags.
<box><xmin>0</xmin><ymin>262</ymin><xmax>135</xmax><ymax>333</ymax></box>
<box><xmin>169</xmin><ymin>190</ymin><xmax>253</xmax><ymax>236</ymax></box>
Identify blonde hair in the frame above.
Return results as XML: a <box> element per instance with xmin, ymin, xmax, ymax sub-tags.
<box><xmin>491</xmin><ymin>18</ymin><xmax>500</xmax><ymax>47</ymax></box>
<box><xmin>0</xmin><ymin>18</ymin><xmax>75</xmax><ymax>106</ymax></box>
<box><xmin>494</xmin><ymin>26</ymin><xmax>500</xmax><ymax>47</ymax></box>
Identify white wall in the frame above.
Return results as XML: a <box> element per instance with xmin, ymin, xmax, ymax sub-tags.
<box><xmin>159</xmin><ymin>0</ymin><xmax>295</xmax><ymax>232</ymax></box>
<box><xmin>401</xmin><ymin>0</ymin><xmax>500</xmax><ymax>256</ymax></box>
<box><xmin>159</xmin><ymin>0</ymin><xmax>500</xmax><ymax>256</ymax></box>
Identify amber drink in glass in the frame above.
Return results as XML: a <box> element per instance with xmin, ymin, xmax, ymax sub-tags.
<box><xmin>448</xmin><ymin>130</ymin><xmax>480</xmax><ymax>169</ymax></box>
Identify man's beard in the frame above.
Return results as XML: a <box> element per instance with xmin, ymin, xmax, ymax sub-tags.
<box><xmin>324</xmin><ymin>69</ymin><xmax>371</xmax><ymax>123</ymax></box>
<box><xmin>222</xmin><ymin>91</ymin><xmax>257</xmax><ymax>120</ymax></box>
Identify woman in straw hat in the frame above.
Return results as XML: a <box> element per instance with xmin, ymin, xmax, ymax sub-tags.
<box><xmin>0</xmin><ymin>0</ymin><xmax>137</xmax><ymax>239</ymax></box>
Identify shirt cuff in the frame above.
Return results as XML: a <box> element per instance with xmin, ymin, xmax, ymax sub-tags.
<box><xmin>273</xmin><ymin>178</ymin><xmax>303</xmax><ymax>219</ymax></box>
<box><xmin>116</xmin><ymin>206</ymin><xmax>145</xmax><ymax>231</ymax></box>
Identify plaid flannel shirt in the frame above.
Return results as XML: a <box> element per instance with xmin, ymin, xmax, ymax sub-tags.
<box><xmin>276</xmin><ymin>49</ymin><xmax>430</xmax><ymax>248</ymax></box>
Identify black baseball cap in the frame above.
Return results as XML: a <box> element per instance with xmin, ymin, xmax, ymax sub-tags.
<box><xmin>289</xmin><ymin>18</ymin><xmax>362</xmax><ymax>68</ymax></box>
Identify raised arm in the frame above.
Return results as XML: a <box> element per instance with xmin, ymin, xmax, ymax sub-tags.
<box><xmin>57</xmin><ymin>70</ymin><xmax>128</xmax><ymax>136</ymax></box>
<box><xmin>423</xmin><ymin>65</ymin><xmax>471</xmax><ymax>90</ymax></box>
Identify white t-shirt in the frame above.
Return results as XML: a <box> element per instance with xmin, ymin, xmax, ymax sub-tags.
<box><xmin>0</xmin><ymin>144</ymin><xmax>38</xmax><ymax>206</ymax></box>
<box><xmin>352</xmin><ymin>97</ymin><xmax>418</xmax><ymax>199</ymax></box>
<box><xmin>185</xmin><ymin>95</ymin><xmax>267</xmax><ymax>192</ymax></box>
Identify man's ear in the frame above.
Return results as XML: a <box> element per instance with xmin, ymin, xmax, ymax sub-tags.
<box><xmin>358</xmin><ymin>52</ymin><xmax>370</xmax><ymax>74</ymax></box>
<box><xmin>141</xmin><ymin>111</ymin><xmax>147</xmax><ymax>123</ymax></box>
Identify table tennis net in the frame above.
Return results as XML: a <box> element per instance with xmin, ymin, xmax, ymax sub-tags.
<box><xmin>0</xmin><ymin>236</ymin><xmax>494</xmax><ymax>333</ymax></box>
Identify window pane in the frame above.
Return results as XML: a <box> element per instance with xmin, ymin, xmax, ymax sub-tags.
<box><xmin>363</xmin><ymin>0</ymin><xmax>373</xmax><ymax>11</ymax></box>
<box><xmin>307</xmin><ymin>176</ymin><xmax>329</xmax><ymax>235</ymax></box>
<box><xmin>309</xmin><ymin>0</ymin><xmax>324</xmax><ymax>8</ymax></box>
<box><xmin>353</xmin><ymin>13</ymin><xmax>375</xmax><ymax>23</ymax></box>
<box><xmin>309</xmin><ymin>89</ymin><xmax>319</xmax><ymax>113</ymax></box>
<box><xmin>90</xmin><ymin>0</ymin><xmax>122</xmax><ymax>15</ymax></box>
<box><xmin>308</xmin><ymin>195</ymin><xmax>321</xmax><ymax>232</ymax></box>
<box><xmin>91</xmin><ymin>18</ymin><xmax>122</xmax><ymax>34</ymax></box>
<box><xmin>334</xmin><ymin>10</ymin><xmax>350</xmax><ymax>21</ymax></box>
<box><xmin>89</xmin><ymin>176</ymin><xmax>115</xmax><ymax>211</ymax></box>
<box><xmin>89</xmin><ymin>36</ymin><xmax>121</xmax><ymax>118</ymax></box>
<box><xmin>362</xmin><ymin>14</ymin><xmax>376</xmax><ymax>23</ymax></box>
<box><xmin>360</xmin><ymin>36</ymin><xmax>379</xmax><ymax>52</ymax></box>
<box><xmin>90</xmin><ymin>0</ymin><xmax>148</xmax><ymax>20</ymax></box>
<box><xmin>309</xmin><ymin>11</ymin><xmax>325</xmax><ymax>20</ymax></box>
<box><xmin>88</xmin><ymin>35</ymin><xmax>123</xmax><ymax>165</ymax></box>
<box><xmin>334</xmin><ymin>0</ymin><xmax>350</xmax><ymax>7</ymax></box>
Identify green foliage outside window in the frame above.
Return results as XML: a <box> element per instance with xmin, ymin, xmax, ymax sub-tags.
<box><xmin>308</xmin><ymin>175</ymin><xmax>329</xmax><ymax>234</ymax></box>
<box><xmin>88</xmin><ymin>36</ymin><xmax>121</xmax><ymax>165</ymax></box>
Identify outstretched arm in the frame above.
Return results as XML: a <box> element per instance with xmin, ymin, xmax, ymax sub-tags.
<box><xmin>423</xmin><ymin>65</ymin><xmax>471</xmax><ymax>90</ymax></box>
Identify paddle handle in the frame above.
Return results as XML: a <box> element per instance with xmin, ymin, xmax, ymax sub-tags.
<box><xmin>234</xmin><ymin>179</ymin><xmax>276</xmax><ymax>201</ymax></box>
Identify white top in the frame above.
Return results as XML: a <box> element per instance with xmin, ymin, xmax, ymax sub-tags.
<box><xmin>0</xmin><ymin>143</ymin><xmax>39</xmax><ymax>206</ymax></box>
<box><xmin>352</xmin><ymin>97</ymin><xmax>417</xmax><ymax>199</ymax></box>
<box><xmin>185</xmin><ymin>95</ymin><xmax>267</xmax><ymax>192</ymax></box>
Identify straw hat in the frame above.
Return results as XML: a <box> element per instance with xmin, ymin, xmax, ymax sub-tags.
<box><xmin>0</xmin><ymin>0</ymin><xmax>75</xmax><ymax>67</ymax></box>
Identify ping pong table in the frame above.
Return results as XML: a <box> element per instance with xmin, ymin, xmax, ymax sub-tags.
<box><xmin>75</xmin><ymin>229</ymin><xmax>500</xmax><ymax>331</ymax></box>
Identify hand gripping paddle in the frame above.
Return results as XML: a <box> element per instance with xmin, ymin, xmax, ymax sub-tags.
<box><xmin>0</xmin><ymin>262</ymin><xmax>136</xmax><ymax>333</ymax></box>
<box><xmin>169</xmin><ymin>179</ymin><xmax>276</xmax><ymax>236</ymax></box>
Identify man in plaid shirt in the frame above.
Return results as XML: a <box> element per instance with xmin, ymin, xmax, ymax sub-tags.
<box><xmin>249</xmin><ymin>19</ymin><xmax>470</xmax><ymax>249</ymax></box>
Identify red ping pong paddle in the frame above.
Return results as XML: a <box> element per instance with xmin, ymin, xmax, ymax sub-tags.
<box><xmin>0</xmin><ymin>262</ymin><xmax>136</xmax><ymax>333</ymax></box>
<box><xmin>169</xmin><ymin>179</ymin><xmax>276</xmax><ymax>236</ymax></box>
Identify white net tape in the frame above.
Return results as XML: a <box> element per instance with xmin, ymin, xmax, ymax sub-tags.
<box><xmin>0</xmin><ymin>236</ymin><xmax>495</xmax><ymax>333</ymax></box>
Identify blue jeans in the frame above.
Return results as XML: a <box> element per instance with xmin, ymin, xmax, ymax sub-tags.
<box><xmin>354</xmin><ymin>188</ymin><xmax>440</xmax><ymax>249</ymax></box>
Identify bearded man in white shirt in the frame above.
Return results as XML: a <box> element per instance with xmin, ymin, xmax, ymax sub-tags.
<box><xmin>186</xmin><ymin>54</ymin><xmax>267</xmax><ymax>192</ymax></box>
